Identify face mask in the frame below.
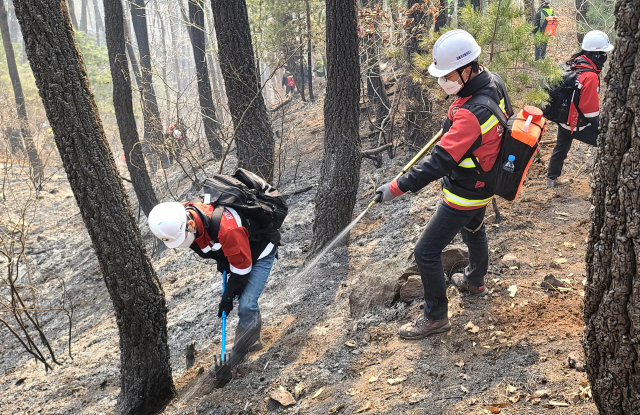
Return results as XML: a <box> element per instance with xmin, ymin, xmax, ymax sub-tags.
<box><xmin>177</xmin><ymin>230</ymin><xmax>195</xmax><ymax>249</ymax></box>
<box><xmin>591</xmin><ymin>53</ymin><xmax>607</xmax><ymax>70</ymax></box>
<box><xmin>438</xmin><ymin>75</ymin><xmax>463</xmax><ymax>95</ymax></box>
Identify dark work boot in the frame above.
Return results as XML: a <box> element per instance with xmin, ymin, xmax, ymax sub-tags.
<box><xmin>546</xmin><ymin>178</ymin><xmax>570</xmax><ymax>188</ymax></box>
<box><xmin>451</xmin><ymin>273</ymin><xmax>487</xmax><ymax>296</ymax></box>
<box><xmin>398</xmin><ymin>315</ymin><xmax>451</xmax><ymax>340</ymax></box>
<box><xmin>228</xmin><ymin>313</ymin><xmax>263</xmax><ymax>366</ymax></box>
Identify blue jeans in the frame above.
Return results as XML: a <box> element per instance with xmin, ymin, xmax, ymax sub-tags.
<box><xmin>414</xmin><ymin>201</ymin><xmax>488</xmax><ymax>321</ymax></box>
<box><xmin>237</xmin><ymin>251</ymin><xmax>276</xmax><ymax>328</ymax></box>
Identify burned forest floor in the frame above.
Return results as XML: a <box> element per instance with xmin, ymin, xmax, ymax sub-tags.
<box><xmin>0</xmin><ymin>89</ymin><xmax>598</xmax><ymax>415</ymax></box>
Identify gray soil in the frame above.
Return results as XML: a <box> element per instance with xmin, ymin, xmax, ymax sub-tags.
<box><xmin>0</xmin><ymin>93</ymin><xmax>598</xmax><ymax>414</ymax></box>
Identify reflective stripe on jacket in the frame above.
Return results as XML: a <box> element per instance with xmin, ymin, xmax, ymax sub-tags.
<box><xmin>395</xmin><ymin>69</ymin><xmax>507</xmax><ymax>210</ymax></box>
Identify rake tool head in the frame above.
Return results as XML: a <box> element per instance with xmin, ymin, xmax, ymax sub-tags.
<box><xmin>212</xmin><ymin>352</ymin><xmax>232</xmax><ymax>388</ymax></box>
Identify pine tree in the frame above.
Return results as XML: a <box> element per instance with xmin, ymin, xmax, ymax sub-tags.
<box><xmin>212</xmin><ymin>0</ymin><xmax>275</xmax><ymax>181</ymax></box>
<box><xmin>13</xmin><ymin>0</ymin><xmax>175</xmax><ymax>412</ymax></box>
<box><xmin>584</xmin><ymin>0</ymin><xmax>640</xmax><ymax>411</ymax></box>
<box><xmin>311</xmin><ymin>0</ymin><xmax>361</xmax><ymax>251</ymax></box>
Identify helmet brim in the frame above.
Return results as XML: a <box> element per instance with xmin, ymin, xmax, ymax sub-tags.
<box><xmin>428</xmin><ymin>63</ymin><xmax>454</xmax><ymax>78</ymax></box>
<box><xmin>584</xmin><ymin>44</ymin><xmax>614</xmax><ymax>52</ymax></box>
<box><xmin>164</xmin><ymin>231</ymin><xmax>187</xmax><ymax>249</ymax></box>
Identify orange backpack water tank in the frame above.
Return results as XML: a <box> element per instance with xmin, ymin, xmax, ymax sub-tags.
<box><xmin>544</xmin><ymin>16</ymin><xmax>559</xmax><ymax>36</ymax></box>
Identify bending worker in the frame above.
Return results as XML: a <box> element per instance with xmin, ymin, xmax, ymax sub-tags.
<box><xmin>376</xmin><ymin>30</ymin><xmax>508</xmax><ymax>339</ymax></box>
<box><xmin>148</xmin><ymin>200</ymin><xmax>278</xmax><ymax>368</ymax></box>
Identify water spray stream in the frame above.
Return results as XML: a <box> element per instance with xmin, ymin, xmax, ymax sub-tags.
<box><xmin>297</xmin><ymin>207</ymin><xmax>371</xmax><ymax>278</ymax></box>
<box><xmin>297</xmin><ymin>129</ymin><xmax>444</xmax><ymax>279</ymax></box>
<box><xmin>204</xmin><ymin>129</ymin><xmax>445</xmax><ymax>389</ymax></box>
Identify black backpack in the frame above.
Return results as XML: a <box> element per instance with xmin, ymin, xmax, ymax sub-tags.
<box><xmin>200</xmin><ymin>169</ymin><xmax>288</xmax><ymax>244</ymax></box>
<box><xmin>543</xmin><ymin>63</ymin><xmax>592</xmax><ymax>124</ymax></box>
<box><xmin>465</xmin><ymin>74</ymin><xmax>547</xmax><ymax>201</ymax></box>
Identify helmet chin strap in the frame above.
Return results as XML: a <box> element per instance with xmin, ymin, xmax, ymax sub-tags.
<box><xmin>456</xmin><ymin>66</ymin><xmax>470</xmax><ymax>88</ymax></box>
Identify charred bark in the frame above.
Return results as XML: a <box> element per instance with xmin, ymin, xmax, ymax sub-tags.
<box><xmin>0</xmin><ymin>0</ymin><xmax>44</xmax><ymax>186</ymax></box>
<box><xmin>298</xmin><ymin>49</ymin><xmax>306</xmax><ymax>101</ymax></box>
<box><xmin>12</xmin><ymin>0</ymin><xmax>174</xmax><ymax>413</ymax></box>
<box><xmin>92</xmin><ymin>0</ymin><xmax>104</xmax><ymax>45</ymax></box>
<box><xmin>305</xmin><ymin>0</ymin><xmax>314</xmax><ymax>100</ymax></box>
<box><xmin>80</xmin><ymin>0</ymin><xmax>87</xmax><ymax>32</ymax></box>
<box><xmin>130</xmin><ymin>0</ymin><xmax>165</xmax><ymax>159</ymax></box>
<box><xmin>104</xmin><ymin>0</ymin><xmax>158</xmax><ymax>217</ymax></box>
<box><xmin>362</xmin><ymin>0</ymin><xmax>390</xmax><ymax>129</ymax></box>
<box><xmin>583</xmin><ymin>0</ymin><xmax>640</xmax><ymax>413</ymax></box>
<box><xmin>434</xmin><ymin>0</ymin><xmax>448</xmax><ymax>31</ymax></box>
<box><xmin>211</xmin><ymin>0</ymin><xmax>275</xmax><ymax>181</ymax></box>
<box><xmin>123</xmin><ymin>18</ymin><xmax>142</xmax><ymax>88</ymax></box>
<box><xmin>311</xmin><ymin>0</ymin><xmax>361</xmax><ymax>251</ymax></box>
<box><xmin>188</xmin><ymin>0</ymin><xmax>223</xmax><ymax>158</ymax></box>
<box><xmin>524</xmin><ymin>0</ymin><xmax>535</xmax><ymax>22</ymax></box>
<box><xmin>67</xmin><ymin>0</ymin><xmax>78</xmax><ymax>28</ymax></box>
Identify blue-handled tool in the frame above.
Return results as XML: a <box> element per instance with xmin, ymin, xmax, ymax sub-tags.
<box><xmin>221</xmin><ymin>269</ymin><xmax>227</xmax><ymax>362</ymax></box>
<box><xmin>213</xmin><ymin>269</ymin><xmax>232</xmax><ymax>388</ymax></box>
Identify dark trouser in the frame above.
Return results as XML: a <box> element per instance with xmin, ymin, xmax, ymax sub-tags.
<box><xmin>547</xmin><ymin>126</ymin><xmax>574</xmax><ymax>179</ymax></box>
<box><xmin>535</xmin><ymin>43</ymin><xmax>547</xmax><ymax>61</ymax></box>
<box><xmin>414</xmin><ymin>201</ymin><xmax>488</xmax><ymax>321</ymax></box>
<box><xmin>547</xmin><ymin>124</ymin><xmax>598</xmax><ymax>179</ymax></box>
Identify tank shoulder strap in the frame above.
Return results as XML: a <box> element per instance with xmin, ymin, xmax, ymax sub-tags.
<box><xmin>210</xmin><ymin>206</ymin><xmax>225</xmax><ymax>242</ymax></box>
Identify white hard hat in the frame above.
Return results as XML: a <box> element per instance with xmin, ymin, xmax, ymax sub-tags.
<box><xmin>582</xmin><ymin>30</ymin><xmax>614</xmax><ymax>52</ymax></box>
<box><xmin>172</xmin><ymin>129</ymin><xmax>182</xmax><ymax>139</ymax></box>
<box><xmin>428</xmin><ymin>29</ymin><xmax>482</xmax><ymax>77</ymax></box>
<box><xmin>148</xmin><ymin>202</ymin><xmax>189</xmax><ymax>248</ymax></box>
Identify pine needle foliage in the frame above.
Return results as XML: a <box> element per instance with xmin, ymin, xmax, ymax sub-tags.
<box><xmin>414</xmin><ymin>0</ymin><xmax>561</xmax><ymax>108</ymax></box>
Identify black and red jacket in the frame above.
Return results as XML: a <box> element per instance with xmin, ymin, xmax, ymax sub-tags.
<box><xmin>184</xmin><ymin>202</ymin><xmax>275</xmax><ymax>278</ymax></box>
<box><xmin>562</xmin><ymin>55</ymin><xmax>600</xmax><ymax>143</ymax></box>
<box><xmin>390</xmin><ymin>69</ymin><xmax>507</xmax><ymax>210</ymax></box>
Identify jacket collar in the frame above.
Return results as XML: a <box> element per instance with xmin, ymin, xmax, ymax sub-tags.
<box><xmin>575</xmin><ymin>55</ymin><xmax>601</xmax><ymax>74</ymax></box>
<box><xmin>185</xmin><ymin>203</ymin><xmax>217</xmax><ymax>250</ymax></box>
<box><xmin>457</xmin><ymin>68</ymin><xmax>492</xmax><ymax>98</ymax></box>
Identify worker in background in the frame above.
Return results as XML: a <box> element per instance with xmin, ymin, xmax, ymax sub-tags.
<box><xmin>375</xmin><ymin>30</ymin><xmax>509</xmax><ymax>339</ymax></box>
<box><xmin>314</xmin><ymin>58</ymin><xmax>325</xmax><ymax>78</ymax></box>
<box><xmin>547</xmin><ymin>30</ymin><xmax>613</xmax><ymax>188</ymax></box>
<box><xmin>532</xmin><ymin>0</ymin><xmax>557</xmax><ymax>60</ymax></box>
<box><xmin>282</xmin><ymin>70</ymin><xmax>296</xmax><ymax>97</ymax></box>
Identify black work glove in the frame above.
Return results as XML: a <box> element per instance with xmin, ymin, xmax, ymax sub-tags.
<box><xmin>217</xmin><ymin>272</ymin><xmax>251</xmax><ymax>318</ymax></box>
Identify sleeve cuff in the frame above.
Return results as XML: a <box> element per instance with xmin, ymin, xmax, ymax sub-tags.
<box><xmin>390</xmin><ymin>180</ymin><xmax>405</xmax><ymax>197</ymax></box>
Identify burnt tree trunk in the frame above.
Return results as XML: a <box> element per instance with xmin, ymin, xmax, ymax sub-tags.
<box><xmin>434</xmin><ymin>0</ymin><xmax>447</xmax><ymax>31</ymax></box>
<box><xmin>152</xmin><ymin>0</ymin><xmax>170</xmax><ymax>115</ymax></box>
<box><xmin>130</xmin><ymin>0</ymin><xmax>165</xmax><ymax>163</ymax></box>
<box><xmin>211</xmin><ymin>0</ymin><xmax>275</xmax><ymax>181</ymax></box>
<box><xmin>123</xmin><ymin>18</ymin><xmax>142</xmax><ymax>88</ymax></box>
<box><xmin>167</xmin><ymin>5</ymin><xmax>183</xmax><ymax>94</ymax></box>
<box><xmin>575</xmin><ymin>0</ymin><xmax>590</xmax><ymax>43</ymax></box>
<box><xmin>311</xmin><ymin>0</ymin><xmax>361</xmax><ymax>251</ymax></box>
<box><xmin>305</xmin><ymin>0</ymin><xmax>314</xmax><ymax>100</ymax></box>
<box><xmin>362</xmin><ymin>0</ymin><xmax>390</xmax><ymax>129</ymax></box>
<box><xmin>92</xmin><ymin>0</ymin><xmax>104</xmax><ymax>45</ymax></box>
<box><xmin>0</xmin><ymin>0</ymin><xmax>44</xmax><ymax>186</ymax></box>
<box><xmin>188</xmin><ymin>0</ymin><xmax>223</xmax><ymax>158</ymax></box>
<box><xmin>583</xmin><ymin>1</ymin><xmax>640</xmax><ymax>413</ymax></box>
<box><xmin>12</xmin><ymin>0</ymin><xmax>175</xmax><ymax>413</ymax></box>
<box><xmin>298</xmin><ymin>48</ymin><xmax>307</xmax><ymax>101</ymax></box>
<box><xmin>104</xmin><ymin>0</ymin><xmax>158</xmax><ymax>217</ymax></box>
<box><xmin>80</xmin><ymin>0</ymin><xmax>87</xmax><ymax>32</ymax></box>
<box><xmin>523</xmin><ymin>0</ymin><xmax>535</xmax><ymax>22</ymax></box>
<box><xmin>67</xmin><ymin>0</ymin><xmax>78</xmax><ymax>28</ymax></box>
<box><xmin>404</xmin><ymin>0</ymin><xmax>432</xmax><ymax>146</ymax></box>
